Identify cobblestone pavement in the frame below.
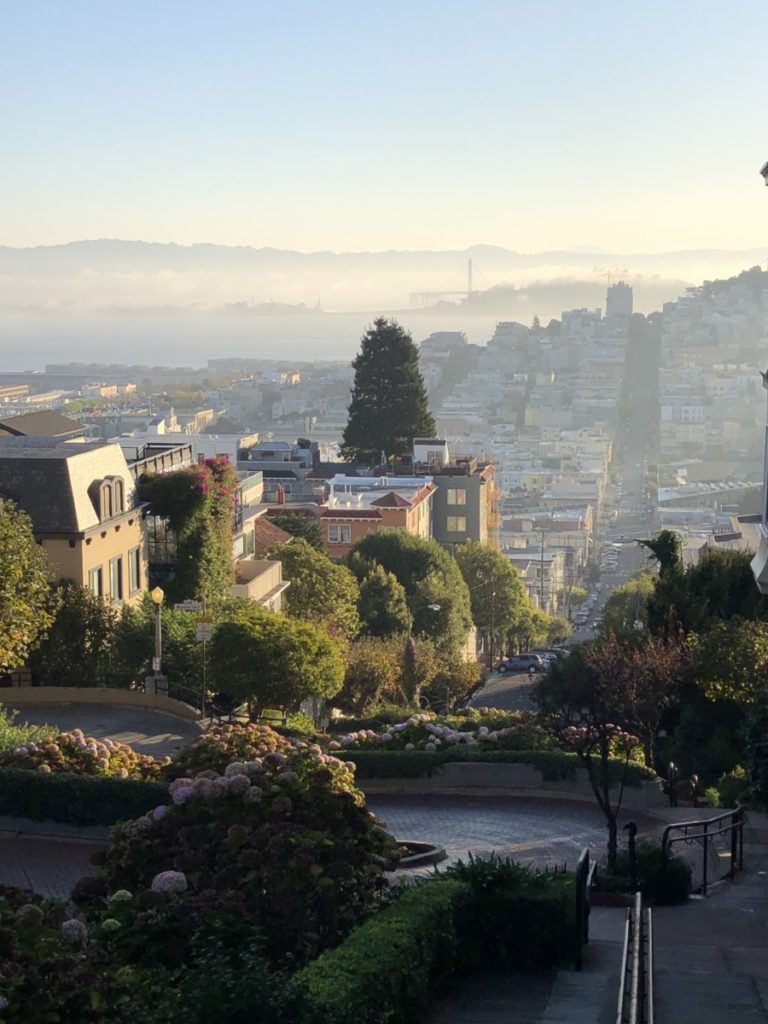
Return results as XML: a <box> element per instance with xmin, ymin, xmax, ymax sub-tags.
<box><xmin>367</xmin><ymin>794</ymin><xmax>652</xmax><ymax>869</ymax></box>
<box><xmin>0</xmin><ymin>836</ymin><xmax>101</xmax><ymax>900</ymax></box>
<box><xmin>468</xmin><ymin>671</ymin><xmax>537</xmax><ymax>712</ymax></box>
<box><xmin>16</xmin><ymin>704</ymin><xmax>201</xmax><ymax>758</ymax></box>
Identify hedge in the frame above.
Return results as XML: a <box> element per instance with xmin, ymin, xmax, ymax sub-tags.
<box><xmin>0</xmin><ymin>768</ymin><xmax>168</xmax><ymax>825</ymax></box>
<box><xmin>291</xmin><ymin>869</ymin><xmax>579</xmax><ymax>1024</ymax></box>
<box><xmin>291</xmin><ymin>880</ymin><xmax>469</xmax><ymax>1024</ymax></box>
<box><xmin>343</xmin><ymin>749</ymin><xmax>655</xmax><ymax>786</ymax></box>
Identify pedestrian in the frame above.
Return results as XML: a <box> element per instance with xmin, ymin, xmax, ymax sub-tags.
<box><xmin>690</xmin><ymin>773</ymin><xmax>700</xmax><ymax>809</ymax></box>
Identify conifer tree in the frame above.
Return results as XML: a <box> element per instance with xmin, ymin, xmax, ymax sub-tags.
<box><xmin>341</xmin><ymin>317</ymin><xmax>435</xmax><ymax>464</ymax></box>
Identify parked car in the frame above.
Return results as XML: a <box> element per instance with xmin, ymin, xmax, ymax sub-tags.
<box><xmin>496</xmin><ymin>654</ymin><xmax>546</xmax><ymax>674</ymax></box>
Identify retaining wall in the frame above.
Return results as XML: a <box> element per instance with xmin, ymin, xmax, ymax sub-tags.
<box><xmin>360</xmin><ymin>761</ymin><xmax>665</xmax><ymax>810</ymax></box>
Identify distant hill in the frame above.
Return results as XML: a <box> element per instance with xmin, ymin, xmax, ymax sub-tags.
<box><xmin>0</xmin><ymin>239</ymin><xmax>766</xmax><ymax>316</ymax></box>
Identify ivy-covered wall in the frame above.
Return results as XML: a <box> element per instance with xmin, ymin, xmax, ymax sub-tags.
<box><xmin>138</xmin><ymin>458</ymin><xmax>239</xmax><ymax>608</ymax></box>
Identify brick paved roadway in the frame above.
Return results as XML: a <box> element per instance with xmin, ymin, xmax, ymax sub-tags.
<box><xmin>469</xmin><ymin>671</ymin><xmax>537</xmax><ymax>712</ymax></box>
<box><xmin>0</xmin><ymin>836</ymin><xmax>101</xmax><ymax>900</ymax></box>
<box><xmin>367</xmin><ymin>794</ymin><xmax>651</xmax><ymax>869</ymax></box>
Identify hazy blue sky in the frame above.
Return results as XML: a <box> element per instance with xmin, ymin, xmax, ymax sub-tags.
<box><xmin>3</xmin><ymin>0</ymin><xmax>767</xmax><ymax>252</ymax></box>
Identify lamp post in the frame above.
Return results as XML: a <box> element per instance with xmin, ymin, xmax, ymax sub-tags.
<box><xmin>406</xmin><ymin>603</ymin><xmax>441</xmax><ymax>708</ymax></box>
<box><xmin>148</xmin><ymin>586</ymin><xmax>165</xmax><ymax>695</ymax></box>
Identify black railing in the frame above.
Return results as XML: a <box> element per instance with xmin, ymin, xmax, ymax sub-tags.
<box><xmin>616</xmin><ymin>891</ymin><xmax>654</xmax><ymax>1024</ymax></box>
<box><xmin>574</xmin><ymin>847</ymin><xmax>598</xmax><ymax>970</ymax></box>
<box><xmin>661</xmin><ymin>805</ymin><xmax>745</xmax><ymax>896</ymax></box>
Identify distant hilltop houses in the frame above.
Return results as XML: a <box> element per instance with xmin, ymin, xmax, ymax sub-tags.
<box><xmin>0</xmin><ymin>269</ymin><xmax>766</xmax><ymax>622</ymax></box>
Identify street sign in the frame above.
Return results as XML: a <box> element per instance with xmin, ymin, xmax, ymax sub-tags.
<box><xmin>175</xmin><ymin>600</ymin><xmax>204</xmax><ymax>612</ymax></box>
<box><xmin>196</xmin><ymin>623</ymin><xmax>213</xmax><ymax>642</ymax></box>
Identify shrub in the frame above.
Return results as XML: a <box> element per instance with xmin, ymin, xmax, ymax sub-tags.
<box><xmin>0</xmin><ymin>705</ymin><xmax>54</xmax><ymax>758</ymax></box>
<box><xmin>597</xmin><ymin>841</ymin><xmax>691</xmax><ymax>904</ymax></box>
<box><xmin>78</xmin><ymin>748</ymin><xmax>398</xmax><ymax>967</ymax></box>
<box><xmin>164</xmin><ymin>722</ymin><xmax>294</xmax><ymax>780</ymax></box>
<box><xmin>0</xmin><ymin>729</ymin><xmax>166</xmax><ymax>779</ymax></box>
<box><xmin>344</xmin><ymin>748</ymin><xmax>654</xmax><ymax>785</ymax></box>
<box><xmin>444</xmin><ymin>853</ymin><xmax>577</xmax><ymax>968</ymax></box>
<box><xmin>708</xmin><ymin>765</ymin><xmax>749</xmax><ymax>808</ymax></box>
<box><xmin>291</xmin><ymin>880</ymin><xmax>469</xmax><ymax>1024</ymax></box>
<box><xmin>0</xmin><ymin>768</ymin><xmax>167</xmax><ymax>825</ymax></box>
<box><xmin>331</xmin><ymin>711</ymin><xmax>555</xmax><ymax>754</ymax></box>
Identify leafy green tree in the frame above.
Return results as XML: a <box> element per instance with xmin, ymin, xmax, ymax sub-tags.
<box><xmin>545</xmin><ymin>616</ymin><xmax>572</xmax><ymax>644</ymax></box>
<box><xmin>0</xmin><ymin>499</ymin><xmax>54</xmax><ymax>671</ymax></box>
<box><xmin>340</xmin><ymin>317</ymin><xmax>435</xmax><ymax>464</ymax></box>
<box><xmin>349</xmin><ymin>530</ymin><xmax>472</xmax><ymax>655</ymax></box>
<box><xmin>689</xmin><ymin>618</ymin><xmax>768</xmax><ymax>704</ymax></box>
<box><xmin>638</xmin><ymin>529</ymin><xmax>682</xmax><ymax>578</ymax></box>
<box><xmin>357</xmin><ymin>564</ymin><xmax>412</xmax><ymax>637</ymax></box>
<box><xmin>28</xmin><ymin>581</ymin><xmax>116</xmax><ymax>686</ymax></box>
<box><xmin>401</xmin><ymin>635</ymin><xmax>439</xmax><ymax>704</ymax></box>
<box><xmin>267</xmin><ymin>512</ymin><xmax>324</xmax><ymax>551</ymax></box>
<box><xmin>336</xmin><ymin>636</ymin><xmax>405</xmax><ymax>714</ymax></box>
<box><xmin>112</xmin><ymin>598</ymin><xmax>205</xmax><ymax>706</ymax></box>
<box><xmin>271</xmin><ymin>539</ymin><xmax>360</xmax><ymax>642</ymax></box>
<box><xmin>600</xmin><ymin>572</ymin><xmax>655</xmax><ymax>635</ymax></box>
<box><xmin>648</xmin><ymin>549</ymin><xmax>768</xmax><ymax>636</ymax></box>
<box><xmin>744</xmin><ymin>687</ymin><xmax>768</xmax><ymax>805</ymax></box>
<box><xmin>208</xmin><ymin>602</ymin><xmax>345</xmax><ymax>715</ymax></box>
<box><xmin>534</xmin><ymin>633</ymin><xmax>686</xmax><ymax>869</ymax></box>
<box><xmin>454</xmin><ymin>541</ymin><xmax>529</xmax><ymax>664</ymax></box>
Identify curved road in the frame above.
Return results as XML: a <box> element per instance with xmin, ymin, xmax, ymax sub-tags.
<box><xmin>15</xmin><ymin>704</ymin><xmax>201</xmax><ymax>758</ymax></box>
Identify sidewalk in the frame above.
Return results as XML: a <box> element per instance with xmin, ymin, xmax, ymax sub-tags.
<box><xmin>429</xmin><ymin>811</ymin><xmax>768</xmax><ymax>1024</ymax></box>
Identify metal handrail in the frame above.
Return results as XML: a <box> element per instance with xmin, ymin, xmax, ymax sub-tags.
<box><xmin>616</xmin><ymin>891</ymin><xmax>653</xmax><ymax>1024</ymax></box>
<box><xmin>661</xmin><ymin>805</ymin><xmax>745</xmax><ymax>895</ymax></box>
<box><xmin>574</xmin><ymin>847</ymin><xmax>598</xmax><ymax>970</ymax></box>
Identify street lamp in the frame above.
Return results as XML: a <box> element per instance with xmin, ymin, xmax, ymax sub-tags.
<box><xmin>148</xmin><ymin>586</ymin><xmax>165</xmax><ymax>695</ymax></box>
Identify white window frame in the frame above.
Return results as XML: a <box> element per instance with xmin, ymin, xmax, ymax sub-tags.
<box><xmin>328</xmin><ymin>524</ymin><xmax>352</xmax><ymax>544</ymax></box>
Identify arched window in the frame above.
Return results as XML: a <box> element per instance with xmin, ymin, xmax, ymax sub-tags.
<box><xmin>113</xmin><ymin>478</ymin><xmax>125</xmax><ymax>514</ymax></box>
<box><xmin>100</xmin><ymin>481</ymin><xmax>113</xmax><ymax>520</ymax></box>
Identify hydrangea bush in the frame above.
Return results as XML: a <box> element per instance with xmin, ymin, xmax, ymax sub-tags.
<box><xmin>0</xmin><ymin>729</ymin><xmax>167</xmax><ymax>779</ymax></box>
<box><xmin>163</xmin><ymin>722</ymin><xmax>294</xmax><ymax>780</ymax></box>
<box><xmin>75</xmin><ymin>745</ymin><xmax>399</xmax><ymax>967</ymax></box>
<box><xmin>331</xmin><ymin>710</ymin><xmax>552</xmax><ymax>754</ymax></box>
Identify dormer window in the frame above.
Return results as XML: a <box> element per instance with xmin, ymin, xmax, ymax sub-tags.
<box><xmin>100</xmin><ymin>480</ymin><xmax>113</xmax><ymax>520</ymax></box>
<box><xmin>113</xmin><ymin>478</ymin><xmax>125</xmax><ymax>514</ymax></box>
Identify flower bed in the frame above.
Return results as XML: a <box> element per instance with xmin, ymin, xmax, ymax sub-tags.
<box><xmin>329</xmin><ymin>711</ymin><xmax>551</xmax><ymax>753</ymax></box>
<box><xmin>0</xmin><ymin>729</ymin><xmax>166</xmax><ymax>779</ymax></box>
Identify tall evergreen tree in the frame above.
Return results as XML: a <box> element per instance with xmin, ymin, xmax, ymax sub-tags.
<box><xmin>340</xmin><ymin>317</ymin><xmax>435</xmax><ymax>464</ymax></box>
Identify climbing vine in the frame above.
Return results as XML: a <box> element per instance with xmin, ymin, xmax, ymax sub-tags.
<box><xmin>138</xmin><ymin>458</ymin><xmax>239</xmax><ymax>608</ymax></box>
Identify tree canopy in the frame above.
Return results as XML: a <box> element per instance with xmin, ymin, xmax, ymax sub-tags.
<box><xmin>689</xmin><ymin>618</ymin><xmax>768</xmax><ymax>705</ymax></box>
<box><xmin>357</xmin><ymin>563</ymin><xmax>412</xmax><ymax>637</ymax></box>
<box><xmin>28</xmin><ymin>581</ymin><xmax>116</xmax><ymax>686</ymax></box>
<box><xmin>0</xmin><ymin>499</ymin><xmax>54</xmax><ymax>671</ymax></box>
<box><xmin>340</xmin><ymin>317</ymin><xmax>435</xmax><ymax>464</ymax></box>
<box><xmin>534</xmin><ymin>632</ymin><xmax>686</xmax><ymax>868</ymax></box>
<box><xmin>647</xmin><ymin>549</ymin><xmax>768</xmax><ymax>635</ymax></box>
<box><xmin>600</xmin><ymin>572</ymin><xmax>655</xmax><ymax>635</ymax></box>
<box><xmin>208</xmin><ymin>602</ymin><xmax>345</xmax><ymax>714</ymax></box>
<box><xmin>266</xmin><ymin>512</ymin><xmax>324</xmax><ymax>551</ymax></box>
<box><xmin>638</xmin><ymin>530</ymin><xmax>682</xmax><ymax>577</ymax></box>
<box><xmin>454</xmin><ymin>541</ymin><xmax>529</xmax><ymax>660</ymax></box>
<box><xmin>271</xmin><ymin>539</ymin><xmax>360</xmax><ymax>642</ymax></box>
<box><xmin>349</xmin><ymin>530</ymin><xmax>472</xmax><ymax>654</ymax></box>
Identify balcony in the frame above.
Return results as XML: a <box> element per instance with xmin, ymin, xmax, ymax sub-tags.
<box><xmin>230</xmin><ymin>558</ymin><xmax>290</xmax><ymax>609</ymax></box>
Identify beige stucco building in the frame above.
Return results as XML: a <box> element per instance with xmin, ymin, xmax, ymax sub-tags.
<box><xmin>0</xmin><ymin>439</ymin><xmax>147</xmax><ymax>605</ymax></box>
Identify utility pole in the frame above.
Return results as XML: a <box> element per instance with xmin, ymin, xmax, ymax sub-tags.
<box><xmin>540</xmin><ymin>531</ymin><xmax>545</xmax><ymax>612</ymax></box>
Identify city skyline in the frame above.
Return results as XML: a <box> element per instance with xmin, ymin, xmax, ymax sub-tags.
<box><xmin>3</xmin><ymin>0</ymin><xmax>767</xmax><ymax>253</ymax></box>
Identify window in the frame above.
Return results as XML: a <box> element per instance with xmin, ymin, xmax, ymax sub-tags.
<box><xmin>88</xmin><ymin>566</ymin><xmax>103</xmax><ymax>598</ymax></box>
<box><xmin>109</xmin><ymin>556</ymin><xmax>123</xmax><ymax>602</ymax></box>
<box><xmin>447</xmin><ymin>516</ymin><xmax>467</xmax><ymax>533</ymax></box>
<box><xmin>446</xmin><ymin>488</ymin><xmax>467</xmax><ymax>506</ymax></box>
<box><xmin>128</xmin><ymin>547</ymin><xmax>141</xmax><ymax>593</ymax></box>
<box><xmin>100</xmin><ymin>481</ymin><xmax>113</xmax><ymax>520</ymax></box>
<box><xmin>113</xmin><ymin>478</ymin><xmax>125</xmax><ymax>514</ymax></box>
<box><xmin>328</xmin><ymin>524</ymin><xmax>351</xmax><ymax>544</ymax></box>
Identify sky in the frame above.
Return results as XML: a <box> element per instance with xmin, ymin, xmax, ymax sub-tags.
<box><xmin>2</xmin><ymin>0</ymin><xmax>768</xmax><ymax>254</ymax></box>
